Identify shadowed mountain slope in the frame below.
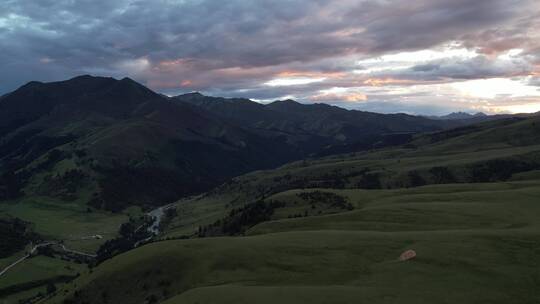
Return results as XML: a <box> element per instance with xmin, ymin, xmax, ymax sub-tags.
<box><xmin>0</xmin><ymin>76</ymin><xmax>497</xmax><ymax>211</ymax></box>
<box><xmin>0</xmin><ymin>76</ymin><xmax>291</xmax><ymax>210</ymax></box>
<box><xmin>174</xmin><ymin>93</ymin><xmax>470</xmax><ymax>156</ymax></box>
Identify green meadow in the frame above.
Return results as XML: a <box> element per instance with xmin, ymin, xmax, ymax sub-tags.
<box><xmin>0</xmin><ymin>198</ymin><xmax>130</xmax><ymax>251</ymax></box>
<box><xmin>9</xmin><ymin>116</ymin><xmax>540</xmax><ymax>303</ymax></box>
<box><xmin>46</xmin><ymin>177</ymin><xmax>540</xmax><ymax>304</ymax></box>
<box><xmin>0</xmin><ymin>197</ymin><xmax>135</xmax><ymax>303</ymax></box>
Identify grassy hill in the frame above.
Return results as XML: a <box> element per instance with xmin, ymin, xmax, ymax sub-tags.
<box><xmin>46</xmin><ymin>181</ymin><xmax>540</xmax><ymax>304</ymax></box>
<box><xmin>39</xmin><ymin>114</ymin><xmax>540</xmax><ymax>304</ymax></box>
<box><xmin>159</xmin><ymin>116</ymin><xmax>540</xmax><ymax>238</ymax></box>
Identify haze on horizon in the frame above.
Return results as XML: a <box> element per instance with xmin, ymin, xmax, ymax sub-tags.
<box><xmin>1</xmin><ymin>0</ymin><xmax>539</xmax><ymax>115</ymax></box>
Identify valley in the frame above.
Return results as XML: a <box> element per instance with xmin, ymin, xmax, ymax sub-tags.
<box><xmin>2</xmin><ymin>1</ymin><xmax>540</xmax><ymax>303</ymax></box>
<box><xmin>1</xmin><ymin>76</ymin><xmax>539</xmax><ymax>304</ymax></box>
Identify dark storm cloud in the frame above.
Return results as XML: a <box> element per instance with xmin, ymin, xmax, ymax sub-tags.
<box><xmin>391</xmin><ymin>55</ymin><xmax>532</xmax><ymax>81</ymax></box>
<box><xmin>0</xmin><ymin>0</ymin><xmax>539</xmax><ymax>114</ymax></box>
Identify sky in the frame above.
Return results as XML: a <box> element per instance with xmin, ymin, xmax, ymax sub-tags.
<box><xmin>1</xmin><ymin>0</ymin><xmax>539</xmax><ymax>115</ymax></box>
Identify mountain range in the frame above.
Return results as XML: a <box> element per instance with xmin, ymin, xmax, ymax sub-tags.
<box><xmin>426</xmin><ymin>111</ymin><xmax>488</xmax><ymax>120</ymax></box>
<box><xmin>2</xmin><ymin>75</ymin><xmax>540</xmax><ymax>304</ymax></box>
<box><xmin>0</xmin><ymin>75</ymin><xmax>497</xmax><ymax>211</ymax></box>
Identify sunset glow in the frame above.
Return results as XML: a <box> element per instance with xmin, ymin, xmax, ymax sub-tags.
<box><xmin>265</xmin><ymin>77</ymin><xmax>327</xmax><ymax>87</ymax></box>
<box><xmin>1</xmin><ymin>0</ymin><xmax>539</xmax><ymax>115</ymax></box>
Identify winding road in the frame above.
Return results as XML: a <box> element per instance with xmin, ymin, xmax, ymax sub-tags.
<box><xmin>0</xmin><ymin>241</ymin><xmax>96</xmax><ymax>278</ymax></box>
<box><xmin>0</xmin><ymin>242</ymin><xmax>53</xmax><ymax>277</ymax></box>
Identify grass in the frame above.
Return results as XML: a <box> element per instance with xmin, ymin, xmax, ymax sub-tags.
<box><xmin>0</xmin><ymin>197</ymin><xmax>132</xmax><ymax>302</ymax></box>
<box><xmin>1</xmin><ymin>286</ymin><xmax>46</xmax><ymax>304</ymax></box>
<box><xmin>0</xmin><ymin>249</ymin><xmax>27</xmax><ymax>270</ymax></box>
<box><xmin>50</xmin><ymin>230</ymin><xmax>540</xmax><ymax>304</ymax></box>
<box><xmin>250</xmin><ymin>181</ymin><xmax>540</xmax><ymax>235</ymax></box>
<box><xmin>157</xmin><ymin>141</ymin><xmax>540</xmax><ymax>240</ymax></box>
<box><xmin>0</xmin><ymin>197</ymin><xmax>134</xmax><ymax>252</ymax></box>
<box><xmin>162</xmin><ymin>285</ymin><xmax>370</xmax><ymax>304</ymax></box>
<box><xmin>163</xmin><ymin>194</ymin><xmax>237</xmax><ymax>238</ymax></box>
<box><xmin>46</xmin><ymin>178</ymin><xmax>540</xmax><ymax>304</ymax></box>
<box><xmin>26</xmin><ymin>116</ymin><xmax>540</xmax><ymax>303</ymax></box>
<box><xmin>0</xmin><ymin>256</ymin><xmax>85</xmax><ymax>288</ymax></box>
<box><xmin>0</xmin><ymin>255</ymin><xmax>87</xmax><ymax>304</ymax></box>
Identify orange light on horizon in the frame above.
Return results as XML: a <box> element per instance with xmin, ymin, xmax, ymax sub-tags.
<box><xmin>180</xmin><ymin>80</ymin><xmax>193</xmax><ymax>87</ymax></box>
<box><xmin>311</xmin><ymin>91</ymin><xmax>368</xmax><ymax>103</ymax></box>
<box><xmin>363</xmin><ymin>78</ymin><xmax>414</xmax><ymax>86</ymax></box>
<box><xmin>275</xmin><ymin>70</ymin><xmax>346</xmax><ymax>78</ymax></box>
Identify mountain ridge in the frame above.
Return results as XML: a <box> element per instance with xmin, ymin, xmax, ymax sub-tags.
<box><xmin>426</xmin><ymin>111</ymin><xmax>488</xmax><ymax>120</ymax></box>
<box><xmin>0</xmin><ymin>75</ymin><xmax>511</xmax><ymax>212</ymax></box>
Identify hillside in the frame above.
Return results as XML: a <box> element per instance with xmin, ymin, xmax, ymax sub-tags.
<box><xmin>40</xmin><ymin>114</ymin><xmax>540</xmax><ymax>304</ymax></box>
<box><xmin>160</xmin><ymin>115</ymin><xmax>540</xmax><ymax>238</ymax></box>
<box><xmin>0</xmin><ymin>76</ymin><xmax>297</xmax><ymax>212</ymax></box>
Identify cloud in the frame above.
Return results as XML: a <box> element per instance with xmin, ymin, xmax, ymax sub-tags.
<box><xmin>528</xmin><ymin>77</ymin><xmax>540</xmax><ymax>87</ymax></box>
<box><xmin>0</xmin><ymin>0</ymin><xmax>539</xmax><ymax>115</ymax></box>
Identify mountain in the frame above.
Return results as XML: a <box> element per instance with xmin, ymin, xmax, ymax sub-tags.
<box><xmin>0</xmin><ymin>76</ymin><xmax>489</xmax><ymax>212</ymax></box>
<box><xmin>0</xmin><ymin>76</ymin><xmax>294</xmax><ymax>211</ymax></box>
<box><xmin>174</xmin><ymin>93</ymin><xmax>467</xmax><ymax>156</ymax></box>
<box><xmin>428</xmin><ymin>111</ymin><xmax>488</xmax><ymax>120</ymax></box>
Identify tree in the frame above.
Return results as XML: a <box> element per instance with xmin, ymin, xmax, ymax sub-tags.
<box><xmin>408</xmin><ymin>170</ymin><xmax>426</xmax><ymax>187</ymax></box>
<box><xmin>0</xmin><ymin>171</ymin><xmax>23</xmax><ymax>200</ymax></box>
<box><xmin>429</xmin><ymin>166</ymin><xmax>455</xmax><ymax>184</ymax></box>
<box><xmin>164</xmin><ymin>207</ymin><xmax>178</xmax><ymax>219</ymax></box>
<box><xmin>357</xmin><ymin>173</ymin><xmax>381</xmax><ymax>189</ymax></box>
<box><xmin>46</xmin><ymin>282</ymin><xmax>57</xmax><ymax>294</ymax></box>
<box><xmin>146</xmin><ymin>294</ymin><xmax>159</xmax><ymax>304</ymax></box>
<box><xmin>119</xmin><ymin>222</ymin><xmax>135</xmax><ymax>237</ymax></box>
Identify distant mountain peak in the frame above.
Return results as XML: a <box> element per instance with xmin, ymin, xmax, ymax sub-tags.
<box><xmin>279</xmin><ymin>99</ymin><xmax>301</xmax><ymax>104</ymax></box>
<box><xmin>174</xmin><ymin>92</ymin><xmax>209</xmax><ymax>103</ymax></box>
<box><xmin>71</xmin><ymin>74</ymin><xmax>95</xmax><ymax>79</ymax></box>
<box><xmin>473</xmin><ymin>112</ymin><xmax>487</xmax><ymax>117</ymax></box>
<box><xmin>427</xmin><ymin>111</ymin><xmax>488</xmax><ymax>120</ymax></box>
<box><xmin>173</xmin><ymin>93</ymin><xmax>260</xmax><ymax>108</ymax></box>
<box><xmin>120</xmin><ymin>76</ymin><xmax>139</xmax><ymax>84</ymax></box>
<box><xmin>179</xmin><ymin>92</ymin><xmax>205</xmax><ymax>98</ymax></box>
<box><xmin>20</xmin><ymin>80</ymin><xmax>44</xmax><ymax>89</ymax></box>
<box><xmin>68</xmin><ymin>74</ymin><xmax>115</xmax><ymax>83</ymax></box>
<box><xmin>115</xmin><ymin>76</ymin><xmax>155</xmax><ymax>92</ymax></box>
<box><xmin>266</xmin><ymin>99</ymin><xmax>302</xmax><ymax>108</ymax></box>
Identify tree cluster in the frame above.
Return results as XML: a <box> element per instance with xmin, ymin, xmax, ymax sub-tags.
<box><xmin>199</xmin><ymin>200</ymin><xmax>286</xmax><ymax>237</ymax></box>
